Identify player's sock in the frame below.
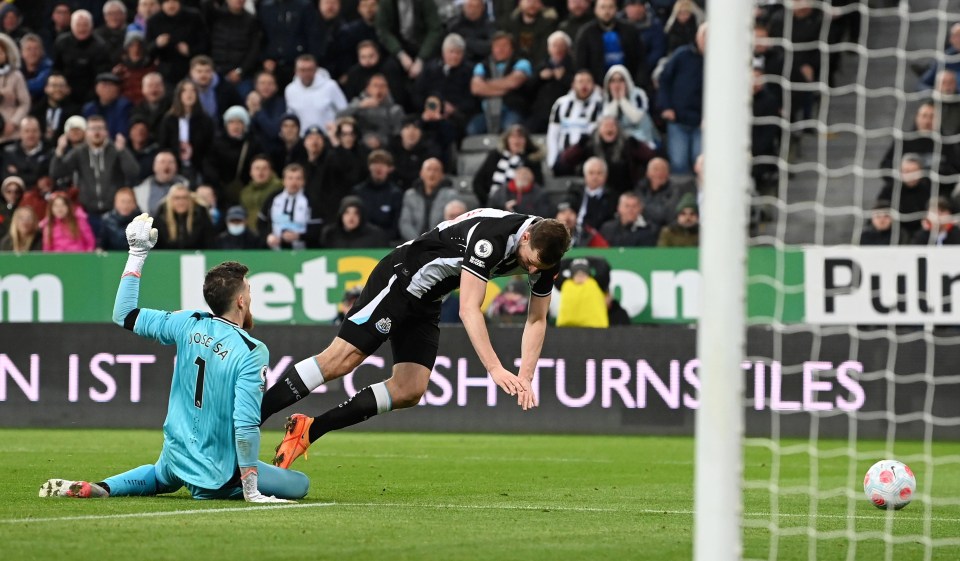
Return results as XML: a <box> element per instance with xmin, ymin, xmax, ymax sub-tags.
<box><xmin>101</xmin><ymin>464</ymin><xmax>159</xmax><ymax>497</ymax></box>
<box><xmin>261</xmin><ymin>357</ymin><xmax>326</xmax><ymax>423</ymax></box>
<box><xmin>307</xmin><ymin>382</ymin><xmax>393</xmax><ymax>443</ymax></box>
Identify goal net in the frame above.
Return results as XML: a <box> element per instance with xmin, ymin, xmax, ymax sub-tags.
<box><xmin>697</xmin><ymin>1</ymin><xmax>960</xmax><ymax>560</ymax></box>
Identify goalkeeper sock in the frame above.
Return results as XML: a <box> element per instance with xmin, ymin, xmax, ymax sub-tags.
<box><xmin>307</xmin><ymin>383</ymin><xmax>392</xmax><ymax>443</ymax></box>
<box><xmin>102</xmin><ymin>464</ymin><xmax>158</xmax><ymax>497</ymax></box>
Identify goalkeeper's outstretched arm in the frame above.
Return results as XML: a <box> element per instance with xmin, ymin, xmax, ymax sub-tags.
<box><xmin>112</xmin><ymin>213</ymin><xmax>158</xmax><ymax>329</ymax></box>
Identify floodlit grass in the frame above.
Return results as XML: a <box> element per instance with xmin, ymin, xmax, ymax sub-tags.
<box><xmin>1</xmin><ymin>430</ymin><xmax>958</xmax><ymax>561</ymax></box>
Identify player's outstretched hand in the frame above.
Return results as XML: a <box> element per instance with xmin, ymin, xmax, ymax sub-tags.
<box><xmin>490</xmin><ymin>367</ymin><xmax>537</xmax><ymax>410</ymax></box>
<box><xmin>246</xmin><ymin>493</ymin><xmax>295</xmax><ymax>504</ymax></box>
<box><xmin>125</xmin><ymin>213</ymin><xmax>158</xmax><ymax>256</ymax></box>
<box><xmin>241</xmin><ymin>469</ymin><xmax>295</xmax><ymax>504</ymax></box>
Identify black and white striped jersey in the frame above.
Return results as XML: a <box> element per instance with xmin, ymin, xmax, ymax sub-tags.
<box><xmin>392</xmin><ymin>208</ymin><xmax>559</xmax><ymax>303</ymax></box>
<box><xmin>545</xmin><ymin>88</ymin><xmax>604</xmax><ymax>166</ymax></box>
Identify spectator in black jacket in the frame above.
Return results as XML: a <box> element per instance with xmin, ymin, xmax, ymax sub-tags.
<box><xmin>95</xmin><ymin>0</ymin><xmax>128</xmax><ymax>64</ymax></box>
<box><xmin>860</xmin><ymin>200</ymin><xmax>905</xmax><ymax>246</ymax></box>
<box><xmin>246</xmin><ymin>71</ymin><xmax>288</xmax><ymax>154</ymax></box>
<box><xmin>574</xmin><ymin>0</ymin><xmax>648</xmax><ymax>89</ymax></box>
<box><xmin>352</xmin><ymin>148</ymin><xmax>403</xmax><ymax>239</ymax></box>
<box><xmin>527</xmin><ymin>30</ymin><xmax>574</xmax><ymax>134</ymax></box>
<box><xmin>189</xmin><ymin>55</ymin><xmax>244</xmax><ymax>129</ymax></box>
<box><xmin>145</xmin><ymin>0</ymin><xmax>208</xmax><ymax>85</ymax></box>
<box><xmin>257</xmin><ymin>0</ymin><xmax>311</xmax><ymax>88</ymax></box>
<box><xmin>340</xmin><ymin>40</ymin><xmax>387</xmax><ymax>102</ymax></box>
<box><xmin>203</xmin><ymin>106</ymin><xmax>261</xmax><ymax>207</ymax></box>
<box><xmin>300</xmin><ymin>125</ymin><xmax>350</xmax><ymax>228</ymax></box>
<box><xmin>156</xmin><ymin>79</ymin><xmax>216</xmax><ymax>182</ymax></box>
<box><xmin>3</xmin><ymin>117</ymin><xmax>52</xmax><ymax>190</ymax></box>
<box><xmin>599</xmin><ymin>191</ymin><xmax>658</xmax><ymax>246</ymax></box>
<box><xmin>877</xmin><ymin>153</ymin><xmax>935</xmax><ymax>238</ymax></box>
<box><xmin>878</xmin><ymin>101</ymin><xmax>960</xmax><ymax>193</ymax></box>
<box><xmin>388</xmin><ymin>116</ymin><xmax>442</xmax><ymax>191</ymax></box>
<box><xmin>558</xmin><ymin>0</ymin><xmax>594</xmax><ymax>46</ymax></box>
<box><xmin>340</xmin><ymin>0</ymin><xmax>382</xmax><ymax>72</ymax></box>
<box><xmin>30</xmin><ymin>73</ymin><xmax>80</xmax><ymax>144</ymax></box>
<box><xmin>270</xmin><ymin>114</ymin><xmax>307</xmax><ymax>173</ymax></box>
<box><xmin>446</xmin><ymin>0</ymin><xmax>494</xmax><ymax>65</ymax></box>
<box><xmin>128</xmin><ymin>118</ymin><xmax>161</xmax><ymax>182</ymax></box>
<box><xmin>564</xmin><ymin>156</ymin><xmax>617</xmax><ymax>231</ymax></box>
<box><xmin>413</xmin><ymin>33</ymin><xmax>478</xmax><ymax>135</ymax></box>
<box><xmin>215</xmin><ymin>205</ymin><xmax>263</xmax><ymax>249</ymax></box>
<box><xmin>303</xmin><ymin>0</ymin><xmax>346</xmax><ymax>80</ymax></box>
<box><xmin>42</xmin><ymin>3</ymin><xmax>73</xmax><ymax>56</ymax></box>
<box><xmin>53</xmin><ymin>9</ymin><xmax>112</xmax><ymax>104</ymax></box>
<box><xmin>204</xmin><ymin>0</ymin><xmax>262</xmax><ymax>98</ymax></box>
<box><xmin>130</xmin><ymin>72</ymin><xmax>171</xmax><ymax>137</ymax></box>
<box><xmin>318</xmin><ymin>195</ymin><xmax>388</xmax><ymax>248</ymax></box>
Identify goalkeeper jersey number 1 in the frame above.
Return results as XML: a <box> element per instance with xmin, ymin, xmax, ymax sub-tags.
<box><xmin>134</xmin><ymin>309</ymin><xmax>268</xmax><ymax>490</ymax></box>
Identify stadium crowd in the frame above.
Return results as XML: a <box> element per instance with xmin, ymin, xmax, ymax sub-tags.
<box><xmin>0</xmin><ymin>0</ymin><xmax>935</xmax><ymax>255</ymax></box>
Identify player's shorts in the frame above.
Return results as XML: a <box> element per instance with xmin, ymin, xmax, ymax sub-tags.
<box><xmin>337</xmin><ymin>248</ymin><xmax>441</xmax><ymax>369</ymax></box>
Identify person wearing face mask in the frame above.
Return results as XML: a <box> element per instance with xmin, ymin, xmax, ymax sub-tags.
<box><xmin>216</xmin><ymin>205</ymin><xmax>262</xmax><ymax>249</ymax></box>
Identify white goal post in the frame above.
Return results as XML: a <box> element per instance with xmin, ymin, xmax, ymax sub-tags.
<box><xmin>693</xmin><ymin>2</ymin><xmax>755</xmax><ymax>561</ymax></box>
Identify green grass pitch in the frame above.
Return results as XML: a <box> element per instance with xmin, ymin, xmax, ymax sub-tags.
<box><xmin>2</xmin><ymin>429</ymin><xmax>959</xmax><ymax>561</ymax></box>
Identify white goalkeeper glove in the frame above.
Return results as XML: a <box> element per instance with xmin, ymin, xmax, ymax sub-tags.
<box><xmin>124</xmin><ymin>213</ymin><xmax>159</xmax><ymax>275</ymax></box>
<box><xmin>241</xmin><ymin>469</ymin><xmax>294</xmax><ymax>504</ymax></box>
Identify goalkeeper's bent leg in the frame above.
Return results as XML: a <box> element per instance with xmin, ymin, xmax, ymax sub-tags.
<box><xmin>255</xmin><ymin>461</ymin><xmax>309</xmax><ymax>499</ymax></box>
<box><xmin>101</xmin><ymin>464</ymin><xmax>164</xmax><ymax>497</ymax></box>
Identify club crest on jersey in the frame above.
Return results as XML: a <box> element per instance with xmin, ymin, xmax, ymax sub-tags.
<box><xmin>259</xmin><ymin>365</ymin><xmax>268</xmax><ymax>392</ymax></box>
<box><xmin>375</xmin><ymin>317</ymin><xmax>392</xmax><ymax>334</ymax></box>
<box><xmin>474</xmin><ymin>239</ymin><xmax>493</xmax><ymax>258</ymax></box>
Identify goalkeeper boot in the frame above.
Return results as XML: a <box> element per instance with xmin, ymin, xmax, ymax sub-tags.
<box><xmin>39</xmin><ymin>479</ymin><xmax>109</xmax><ymax>498</ymax></box>
<box><xmin>273</xmin><ymin>414</ymin><xmax>314</xmax><ymax>469</ymax></box>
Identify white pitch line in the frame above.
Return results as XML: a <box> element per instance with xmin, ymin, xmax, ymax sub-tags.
<box><xmin>325</xmin><ymin>453</ymin><xmax>615</xmax><ymax>464</ymax></box>
<box><xmin>0</xmin><ymin>502</ymin><xmax>336</xmax><ymax>524</ymax></box>
<box><xmin>4</xmin><ymin>502</ymin><xmax>960</xmax><ymax>525</ymax></box>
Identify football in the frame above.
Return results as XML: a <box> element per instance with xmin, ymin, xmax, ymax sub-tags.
<box><xmin>863</xmin><ymin>459</ymin><xmax>917</xmax><ymax>510</ymax></box>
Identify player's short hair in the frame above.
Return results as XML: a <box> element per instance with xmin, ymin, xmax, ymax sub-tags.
<box><xmin>527</xmin><ymin>218</ymin><xmax>571</xmax><ymax>267</ymax></box>
<box><xmin>203</xmin><ymin>261</ymin><xmax>249</xmax><ymax>316</ymax></box>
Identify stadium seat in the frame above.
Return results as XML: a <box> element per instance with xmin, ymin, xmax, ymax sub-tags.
<box><xmin>544</xmin><ymin>175</ymin><xmax>578</xmax><ymax>194</ymax></box>
<box><xmin>456</xmin><ymin>152</ymin><xmax>488</xmax><ymax>177</ymax></box>
<box><xmin>451</xmin><ymin>176</ymin><xmax>474</xmax><ymax>193</ymax></box>
<box><xmin>460</xmin><ymin>134</ymin><xmax>500</xmax><ymax>153</ymax></box>
<box><xmin>455</xmin><ymin>191</ymin><xmax>480</xmax><ymax>210</ymax></box>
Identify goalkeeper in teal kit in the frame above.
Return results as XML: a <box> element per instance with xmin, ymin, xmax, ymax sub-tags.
<box><xmin>39</xmin><ymin>214</ymin><xmax>308</xmax><ymax>502</ymax></box>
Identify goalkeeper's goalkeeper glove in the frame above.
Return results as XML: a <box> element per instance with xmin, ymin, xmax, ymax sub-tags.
<box><xmin>241</xmin><ymin>468</ymin><xmax>294</xmax><ymax>504</ymax></box>
<box><xmin>123</xmin><ymin>213</ymin><xmax>158</xmax><ymax>275</ymax></box>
